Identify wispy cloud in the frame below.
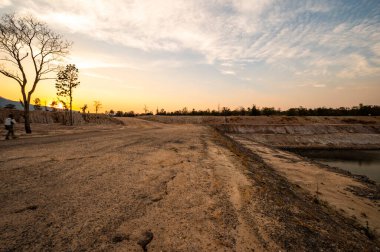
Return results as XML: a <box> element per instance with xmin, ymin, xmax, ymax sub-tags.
<box><xmin>67</xmin><ymin>56</ymin><xmax>126</xmax><ymax>69</ymax></box>
<box><xmin>82</xmin><ymin>72</ymin><xmax>122</xmax><ymax>83</ymax></box>
<box><xmin>313</xmin><ymin>84</ymin><xmax>326</xmax><ymax>88</ymax></box>
<box><xmin>220</xmin><ymin>70</ymin><xmax>236</xmax><ymax>75</ymax></box>
<box><xmin>10</xmin><ymin>0</ymin><xmax>275</xmax><ymax>63</ymax></box>
<box><xmin>4</xmin><ymin>0</ymin><xmax>380</xmax><ymax>83</ymax></box>
<box><xmin>0</xmin><ymin>0</ymin><xmax>11</xmax><ymax>8</ymax></box>
<box><xmin>336</xmin><ymin>54</ymin><xmax>380</xmax><ymax>79</ymax></box>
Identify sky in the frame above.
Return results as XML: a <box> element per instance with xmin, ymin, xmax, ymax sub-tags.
<box><xmin>0</xmin><ymin>0</ymin><xmax>380</xmax><ymax>113</ymax></box>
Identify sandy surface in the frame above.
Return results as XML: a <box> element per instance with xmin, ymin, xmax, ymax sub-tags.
<box><xmin>1</xmin><ymin>118</ymin><xmax>379</xmax><ymax>251</ymax></box>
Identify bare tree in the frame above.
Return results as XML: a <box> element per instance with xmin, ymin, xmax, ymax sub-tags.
<box><xmin>56</xmin><ymin>64</ymin><xmax>80</xmax><ymax>125</ymax></box>
<box><xmin>50</xmin><ymin>100</ymin><xmax>58</xmax><ymax>111</ymax></box>
<box><xmin>33</xmin><ymin>97</ymin><xmax>41</xmax><ymax>110</ymax></box>
<box><xmin>143</xmin><ymin>104</ymin><xmax>149</xmax><ymax>114</ymax></box>
<box><xmin>94</xmin><ymin>101</ymin><xmax>102</xmax><ymax>114</ymax></box>
<box><xmin>0</xmin><ymin>13</ymin><xmax>71</xmax><ymax>133</ymax></box>
<box><xmin>80</xmin><ymin>104</ymin><xmax>88</xmax><ymax>113</ymax></box>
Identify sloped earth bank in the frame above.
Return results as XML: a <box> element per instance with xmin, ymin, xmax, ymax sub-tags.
<box><xmin>215</xmin><ymin>124</ymin><xmax>380</xmax><ymax>149</ymax></box>
<box><xmin>1</xmin><ymin>119</ymin><xmax>379</xmax><ymax>251</ymax></box>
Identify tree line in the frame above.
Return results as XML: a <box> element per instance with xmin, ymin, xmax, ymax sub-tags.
<box><xmin>108</xmin><ymin>104</ymin><xmax>380</xmax><ymax>117</ymax></box>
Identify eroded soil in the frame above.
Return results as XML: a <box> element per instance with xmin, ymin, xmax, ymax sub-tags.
<box><xmin>227</xmin><ymin>134</ymin><xmax>380</xmax><ymax>234</ymax></box>
<box><xmin>1</xmin><ymin>118</ymin><xmax>379</xmax><ymax>251</ymax></box>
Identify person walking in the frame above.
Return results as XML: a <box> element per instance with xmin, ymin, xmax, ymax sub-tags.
<box><xmin>4</xmin><ymin>114</ymin><xmax>17</xmax><ymax>140</ymax></box>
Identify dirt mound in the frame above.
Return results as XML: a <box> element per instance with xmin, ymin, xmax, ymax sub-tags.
<box><xmin>82</xmin><ymin>113</ymin><xmax>124</xmax><ymax>125</ymax></box>
<box><xmin>115</xmin><ymin>117</ymin><xmax>164</xmax><ymax>128</ymax></box>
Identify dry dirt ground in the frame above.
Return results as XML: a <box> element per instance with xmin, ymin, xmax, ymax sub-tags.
<box><xmin>1</xmin><ymin>118</ymin><xmax>379</xmax><ymax>251</ymax></box>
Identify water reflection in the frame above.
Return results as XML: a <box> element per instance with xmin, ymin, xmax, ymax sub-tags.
<box><xmin>295</xmin><ymin>150</ymin><xmax>380</xmax><ymax>183</ymax></box>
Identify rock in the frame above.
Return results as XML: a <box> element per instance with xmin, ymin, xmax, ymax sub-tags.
<box><xmin>112</xmin><ymin>234</ymin><xmax>129</xmax><ymax>243</ymax></box>
<box><xmin>137</xmin><ymin>231</ymin><xmax>154</xmax><ymax>251</ymax></box>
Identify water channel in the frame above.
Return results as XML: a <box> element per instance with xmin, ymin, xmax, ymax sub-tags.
<box><xmin>294</xmin><ymin>150</ymin><xmax>380</xmax><ymax>183</ymax></box>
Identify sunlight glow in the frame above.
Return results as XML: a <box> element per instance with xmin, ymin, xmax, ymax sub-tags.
<box><xmin>57</xmin><ymin>103</ymin><xmax>64</xmax><ymax>109</ymax></box>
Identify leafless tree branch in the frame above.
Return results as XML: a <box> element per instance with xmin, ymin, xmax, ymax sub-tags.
<box><xmin>0</xmin><ymin>13</ymin><xmax>72</xmax><ymax>133</ymax></box>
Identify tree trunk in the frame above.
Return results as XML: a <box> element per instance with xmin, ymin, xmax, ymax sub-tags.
<box><xmin>24</xmin><ymin>104</ymin><xmax>32</xmax><ymax>134</ymax></box>
<box><xmin>70</xmin><ymin>96</ymin><xmax>73</xmax><ymax>126</ymax></box>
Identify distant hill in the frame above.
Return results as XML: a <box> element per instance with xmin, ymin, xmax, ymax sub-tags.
<box><xmin>0</xmin><ymin>96</ymin><xmax>34</xmax><ymax>110</ymax></box>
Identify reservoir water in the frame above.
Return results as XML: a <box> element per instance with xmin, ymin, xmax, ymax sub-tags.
<box><xmin>295</xmin><ymin>150</ymin><xmax>380</xmax><ymax>183</ymax></box>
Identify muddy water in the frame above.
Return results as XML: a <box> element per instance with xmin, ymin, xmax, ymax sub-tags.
<box><xmin>295</xmin><ymin>150</ymin><xmax>380</xmax><ymax>183</ymax></box>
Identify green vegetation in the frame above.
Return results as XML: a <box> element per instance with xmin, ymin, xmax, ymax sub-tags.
<box><xmin>108</xmin><ymin>104</ymin><xmax>379</xmax><ymax>117</ymax></box>
<box><xmin>56</xmin><ymin>64</ymin><xmax>80</xmax><ymax>125</ymax></box>
<box><xmin>153</xmin><ymin>104</ymin><xmax>380</xmax><ymax>116</ymax></box>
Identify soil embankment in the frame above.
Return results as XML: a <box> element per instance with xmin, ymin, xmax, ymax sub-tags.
<box><xmin>0</xmin><ymin>109</ymin><xmax>122</xmax><ymax>125</ymax></box>
<box><xmin>217</xmin><ymin>124</ymin><xmax>380</xmax><ymax>149</ymax></box>
<box><xmin>225</xmin><ymin>134</ymin><xmax>380</xmax><ymax>233</ymax></box>
<box><xmin>140</xmin><ymin>115</ymin><xmax>380</xmax><ymax>125</ymax></box>
<box><xmin>143</xmin><ymin>115</ymin><xmax>380</xmax><ymax>148</ymax></box>
<box><xmin>1</xmin><ymin>118</ymin><xmax>379</xmax><ymax>250</ymax></box>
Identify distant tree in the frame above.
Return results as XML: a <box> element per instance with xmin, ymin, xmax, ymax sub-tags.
<box><xmin>156</xmin><ymin>108</ymin><xmax>166</xmax><ymax>115</ymax></box>
<box><xmin>239</xmin><ymin>106</ymin><xmax>247</xmax><ymax>115</ymax></box>
<box><xmin>33</xmin><ymin>97</ymin><xmax>41</xmax><ymax>110</ymax></box>
<box><xmin>109</xmin><ymin>109</ymin><xmax>115</xmax><ymax>116</ymax></box>
<box><xmin>143</xmin><ymin>104</ymin><xmax>149</xmax><ymax>114</ymax></box>
<box><xmin>94</xmin><ymin>101</ymin><xmax>102</xmax><ymax>114</ymax></box>
<box><xmin>124</xmin><ymin>111</ymin><xmax>135</xmax><ymax>117</ymax></box>
<box><xmin>4</xmin><ymin>103</ymin><xmax>15</xmax><ymax>109</ymax></box>
<box><xmin>80</xmin><ymin>104</ymin><xmax>88</xmax><ymax>113</ymax></box>
<box><xmin>262</xmin><ymin>107</ymin><xmax>276</xmax><ymax>116</ymax></box>
<box><xmin>50</xmin><ymin>100</ymin><xmax>58</xmax><ymax>111</ymax></box>
<box><xmin>286</xmin><ymin>108</ymin><xmax>298</xmax><ymax>116</ymax></box>
<box><xmin>250</xmin><ymin>105</ymin><xmax>261</xmax><ymax>116</ymax></box>
<box><xmin>298</xmin><ymin>106</ymin><xmax>308</xmax><ymax>116</ymax></box>
<box><xmin>56</xmin><ymin>64</ymin><xmax>80</xmax><ymax>125</ymax></box>
<box><xmin>115</xmin><ymin>110</ymin><xmax>124</xmax><ymax>117</ymax></box>
<box><xmin>221</xmin><ymin>107</ymin><xmax>232</xmax><ymax>116</ymax></box>
<box><xmin>0</xmin><ymin>13</ymin><xmax>71</xmax><ymax>133</ymax></box>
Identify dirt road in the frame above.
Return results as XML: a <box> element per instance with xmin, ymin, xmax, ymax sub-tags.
<box><xmin>0</xmin><ymin>119</ymin><xmax>378</xmax><ymax>251</ymax></box>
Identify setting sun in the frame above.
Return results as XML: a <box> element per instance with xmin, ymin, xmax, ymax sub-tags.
<box><xmin>56</xmin><ymin>103</ymin><xmax>64</xmax><ymax>110</ymax></box>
